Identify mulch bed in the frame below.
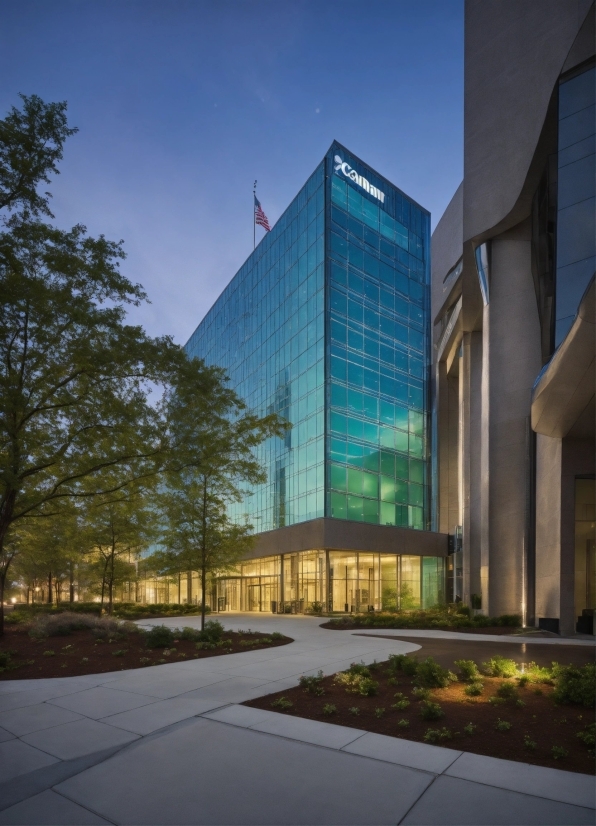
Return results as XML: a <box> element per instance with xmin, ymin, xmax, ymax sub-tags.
<box><xmin>320</xmin><ymin>622</ymin><xmax>521</xmax><ymax>635</ymax></box>
<box><xmin>0</xmin><ymin>625</ymin><xmax>292</xmax><ymax>681</ymax></box>
<box><xmin>245</xmin><ymin>653</ymin><xmax>595</xmax><ymax>776</ymax></box>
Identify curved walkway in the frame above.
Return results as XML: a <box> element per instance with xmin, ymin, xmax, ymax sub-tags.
<box><xmin>0</xmin><ymin>614</ymin><xmax>592</xmax><ymax>825</ymax></box>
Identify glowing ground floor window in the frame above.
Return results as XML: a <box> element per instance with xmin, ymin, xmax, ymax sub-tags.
<box><xmin>214</xmin><ymin>551</ymin><xmax>445</xmax><ymax>613</ymax></box>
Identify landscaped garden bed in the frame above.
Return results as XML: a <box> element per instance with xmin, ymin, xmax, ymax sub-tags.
<box><xmin>321</xmin><ymin>607</ymin><xmax>523</xmax><ymax>633</ymax></box>
<box><xmin>245</xmin><ymin>652</ymin><xmax>595</xmax><ymax>775</ymax></box>
<box><xmin>0</xmin><ymin>614</ymin><xmax>292</xmax><ymax>680</ymax></box>
<box><xmin>6</xmin><ymin>602</ymin><xmax>208</xmax><ymax>622</ymax></box>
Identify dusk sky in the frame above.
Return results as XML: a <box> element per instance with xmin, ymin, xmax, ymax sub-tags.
<box><xmin>1</xmin><ymin>0</ymin><xmax>463</xmax><ymax>345</ymax></box>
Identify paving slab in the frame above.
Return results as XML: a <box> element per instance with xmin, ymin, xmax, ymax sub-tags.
<box><xmin>0</xmin><ymin>726</ymin><xmax>15</xmax><ymax>743</ymax></box>
<box><xmin>21</xmin><ymin>718</ymin><xmax>139</xmax><ymax>760</ymax></box>
<box><xmin>249</xmin><ymin>711</ymin><xmax>367</xmax><ymax>750</ymax></box>
<box><xmin>342</xmin><ymin>730</ymin><xmax>462</xmax><ymax>774</ymax></box>
<box><xmin>100</xmin><ymin>696</ymin><xmax>219</xmax><ymax>735</ymax></box>
<box><xmin>56</xmin><ymin>717</ymin><xmax>434</xmax><ymax>825</ymax></box>
<box><xmin>100</xmin><ymin>667</ymin><xmax>227</xmax><ymax>698</ymax></box>
<box><xmin>177</xmin><ymin>675</ymin><xmax>272</xmax><ymax>705</ymax></box>
<box><xmin>0</xmin><ymin>739</ymin><xmax>59</xmax><ymax>781</ymax></box>
<box><xmin>0</xmin><ymin>683</ymin><xmax>94</xmax><ymax>713</ymax></box>
<box><xmin>47</xmin><ymin>685</ymin><xmax>157</xmax><ymax>719</ymax></box>
<box><xmin>0</xmin><ymin>790</ymin><xmax>110</xmax><ymax>825</ymax></box>
<box><xmin>400</xmin><ymin>774</ymin><xmax>595</xmax><ymax>825</ymax></box>
<box><xmin>0</xmin><ymin>703</ymin><xmax>83</xmax><ymax>736</ymax></box>
<box><xmin>202</xmin><ymin>703</ymin><xmax>277</xmax><ymax>728</ymax></box>
<box><xmin>445</xmin><ymin>751</ymin><xmax>596</xmax><ymax>809</ymax></box>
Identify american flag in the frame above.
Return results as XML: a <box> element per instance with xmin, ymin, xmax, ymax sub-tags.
<box><xmin>254</xmin><ymin>195</ymin><xmax>271</xmax><ymax>232</ymax></box>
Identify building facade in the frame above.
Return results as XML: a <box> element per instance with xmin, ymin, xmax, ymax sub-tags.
<box><xmin>185</xmin><ymin>141</ymin><xmax>447</xmax><ymax>613</ymax></box>
<box><xmin>432</xmin><ymin>0</ymin><xmax>595</xmax><ymax>633</ymax></box>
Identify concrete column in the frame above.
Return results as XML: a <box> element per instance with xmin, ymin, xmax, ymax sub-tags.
<box><xmin>486</xmin><ymin>223</ymin><xmax>542</xmax><ymax>617</ymax></box>
<box><xmin>461</xmin><ymin>331</ymin><xmax>483</xmax><ymax>605</ymax></box>
<box><xmin>535</xmin><ymin>434</ymin><xmax>562</xmax><ymax>622</ymax></box>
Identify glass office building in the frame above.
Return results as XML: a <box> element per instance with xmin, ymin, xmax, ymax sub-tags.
<box><xmin>186</xmin><ymin>142</ymin><xmax>445</xmax><ymax>612</ymax></box>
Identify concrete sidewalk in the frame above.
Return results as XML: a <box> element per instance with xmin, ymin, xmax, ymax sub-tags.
<box><xmin>0</xmin><ymin>614</ymin><xmax>593</xmax><ymax>825</ymax></box>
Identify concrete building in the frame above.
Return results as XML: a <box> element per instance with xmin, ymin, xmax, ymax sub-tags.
<box><xmin>182</xmin><ymin>142</ymin><xmax>448</xmax><ymax>613</ymax></box>
<box><xmin>432</xmin><ymin>0</ymin><xmax>595</xmax><ymax>633</ymax></box>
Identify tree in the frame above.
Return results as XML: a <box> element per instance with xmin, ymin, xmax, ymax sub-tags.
<box><xmin>81</xmin><ymin>478</ymin><xmax>157</xmax><ymax>614</ymax></box>
<box><xmin>155</xmin><ymin>357</ymin><xmax>287</xmax><ymax>629</ymax></box>
<box><xmin>0</xmin><ymin>94</ymin><xmax>181</xmax><ymax>635</ymax></box>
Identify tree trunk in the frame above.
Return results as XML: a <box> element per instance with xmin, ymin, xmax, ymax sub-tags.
<box><xmin>178</xmin><ymin>572</ymin><xmax>181</xmax><ymax>604</ymax></box>
<box><xmin>107</xmin><ymin>546</ymin><xmax>115</xmax><ymax>615</ymax></box>
<box><xmin>47</xmin><ymin>571</ymin><xmax>52</xmax><ymax>604</ymax></box>
<box><xmin>0</xmin><ymin>571</ymin><xmax>5</xmax><ymax>637</ymax></box>
<box><xmin>186</xmin><ymin>570</ymin><xmax>192</xmax><ymax>604</ymax></box>
<box><xmin>201</xmin><ymin>560</ymin><xmax>207</xmax><ymax>631</ymax></box>
<box><xmin>69</xmin><ymin>562</ymin><xmax>75</xmax><ymax>603</ymax></box>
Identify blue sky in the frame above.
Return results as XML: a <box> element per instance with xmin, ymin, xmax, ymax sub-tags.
<box><xmin>1</xmin><ymin>0</ymin><xmax>463</xmax><ymax>344</ymax></box>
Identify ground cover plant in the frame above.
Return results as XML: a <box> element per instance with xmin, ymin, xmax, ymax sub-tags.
<box><xmin>245</xmin><ymin>652</ymin><xmax>595</xmax><ymax>775</ymax></box>
<box><xmin>0</xmin><ymin>615</ymin><xmax>291</xmax><ymax>679</ymax></box>
<box><xmin>321</xmin><ymin>607</ymin><xmax>522</xmax><ymax>633</ymax></box>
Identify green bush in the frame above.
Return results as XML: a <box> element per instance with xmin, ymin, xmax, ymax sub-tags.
<box><xmin>270</xmin><ymin>632</ymin><xmax>285</xmax><ymax>640</ymax></box>
<box><xmin>271</xmin><ymin>697</ymin><xmax>293</xmax><ymax>710</ymax></box>
<box><xmin>551</xmin><ymin>745</ymin><xmax>568</xmax><ymax>760</ymax></box>
<box><xmin>397</xmin><ymin>718</ymin><xmax>410</xmax><ymax>728</ymax></box>
<box><xmin>495</xmin><ymin>718</ymin><xmax>512</xmax><ymax>731</ymax></box>
<box><xmin>496</xmin><ymin>682</ymin><xmax>518</xmax><ymax>700</ymax></box>
<box><xmin>178</xmin><ymin>627</ymin><xmax>202</xmax><ymax>642</ymax></box>
<box><xmin>391</xmin><ymin>693</ymin><xmax>410</xmax><ymax>710</ymax></box>
<box><xmin>455</xmin><ymin>659</ymin><xmax>481</xmax><ymax>682</ymax></box>
<box><xmin>0</xmin><ymin>651</ymin><xmax>14</xmax><ymax>672</ymax></box>
<box><xmin>326</xmin><ymin>609</ymin><xmax>520</xmax><ymax>631</ymax></box>
<box><xmin>464</xmin><ymin>681</ymin><xmax>484</xmax><ymax>696</ymax></box>
<box><xmin>196</xmin><ymin>619</ymin><xmax>225</xmax><ymax>644</ymax></box>
<box><xmin>463</xmin><ymin>722</ymin><xmax>477</xmax><ymax>735</ymax></box>
<box><xmin>420</xmin><ymin>700</ymin><xmax>444</xmax><ymax>720</ymax></box>
<box><xmin>299</xmin><ymin>671</ymin><xmax>325</xmax><ymax>696</ymax></box>
<box><xmin>576</xmin><ymin>722</ymin><xmax>595</xmax><ymax>748</ymax></box>
<box><xmin>415</xmin><ymin>657</ymin><xmax>455</xmax><ymax>688</ymax></box>
<box><xmin>387</xmin><ymin>653</ymin><xmax>418</xmax><ymax>676</ymax></box>
<box><xmin>552</xmin><ymin>663</ymin><xmax>596</xmax><ymax>707</ymax></box>
<box><xmin>481</xmin><ymin>656</ymin><xmax>518</xmax><ymax>678</ymax></box>
<box><xmin>424</xmin><ymin>727</ymin><xmax>452</xmax><ymax>742</ymax></box>
<box><xmin>412</xmin><ymin>686</ymin><xmax>431</xmax><ymax>701</ymax></box>
<box><xmin>322</xmin><ymin>703</ymin><xmax>337</xmax><ymax>716</ymax></box>
<box><xmin>29</xmin><ymin>612</ymin><xmax>125</xmax><ymax>639</ymax></box>
<box><xmin>144</xmin><ymin>625</ymin><xmax>175</xmax><ymax>649</ymax></box>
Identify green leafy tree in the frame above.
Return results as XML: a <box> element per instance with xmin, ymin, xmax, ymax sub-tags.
<box><xmin>0</xmin><ymin>94</ymin><xmax>181</xmax><ymax>634</ymax></box>
<box><xmin>155</xmin><ymin>357</ymin><xmax>287</xmax><ymax>629</ymax></box>
<box><xmin>81</xmin><ymin>478</ymin><xmax>157</xmax><ymax>614</ymax></box>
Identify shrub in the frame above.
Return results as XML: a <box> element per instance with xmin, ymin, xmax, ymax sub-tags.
<box><xmin>348</xmin><ymin>662</ymin><xmax>371</xmax><ymax>677</ymax></box>
<box><xmin>356</xmin><ymin>677</ymin><xmax>379</xmax><ymax>696</ymax></box>
<box><xmin>464</xmin><ymin>681</ymin><xmax>484</xmax><ymax>697</ymax></box>
<box><xmin>309</xmin><ymin>601</ymin><xmax>324</xmax><ymax>615</ymax></box>
<box><xmin>397</xmin><ymin>718</ymin><xmax>410</xmax><ymax>728</ymax></box>
<box><xmin>144</xmin><ymin>625</ymin><xmax>175</xmax><ymax>649</ymax></box>
<box><xmin>495</xmin><ymin>719</ymin><xmax>512</xmax><ymax>731</ymax></box>
<box><xmin>551</xmin><ymin>663</ymin><xmax>596</xmax><ymax>707</ymax></box>
<box><xmin>414</xmin><ymin>657</ymin><xmax>455</xmax><ymax>688</ymax></box>
<box><xmin>517</xmin><ymin>674</ymin><xmax>530</xmax><ymax>687</ymax></box>
<box><xmin>455</xmin><ymin>659</ymin><xmax>481</xmax><ymax>682</ymax></box>
<box><xmin>299</xmin><ymin>671</ymin><xmax>325</xmax><ymax>696</ymax></box>
<box><xmin>42</xmin><ymin>650</ymin><xmax>55</xmax><ymax>656</ymax></box>
<box><xmin>178</xmin><ymin>627</ymin><xmax>202</xmax><ymax>642</ymax></box>
<box><xmin>112</xmin><ymin>649</ymin><xmax>126</xmax><ymax>657</ymax></box>
<box><xmin>334</xmin><ymin>671</ymin><xmax>378</xmax><ymax>696</ymax></box>
<box><xmin>481</xmin><ymin>656</ymin><xmax>518</xmax><ymax>678</ymax></box>
<box><xmin>374</xmin><ymin>707</ymin><xmax>385</xmax><ymax>718</ymax></box>
<box><xmin>488</xmin><ymin>696</ymin><xmax>506</xmax><ymax>706</ymax></box>
<box><xmin>496</xmin><ymin>682</ymin><xmax>518</xmax><ymax>700</ymax></box>
<box><xmin>387</xmin><ymin>653</ymin><xmax>418</xmax><ymax>676</ymax></box>
<box><xmin>348</xmin><ymin>706</ymin><xmax>360</xmax><ymax>716</ymax></box>
<box><xmin>524</xmin><ymin>662</ymin><xmax>554</xmax><ymax>684</ymax></box>
<box><xmin>515</xmin><ymin>699</ymin><xmax>526</xmax><ymax>708</ymax></box>
<box><xmin>424</xmin><ymin>727</ymin><xmax>452</xmax><ymax>743</ymax></box>
<box><xmin>0</xmin><ymin>651</ymin><xmax>13</xmax><ymax>671</ymax></box>
<box><xmin>577</xmin><ymin>723</ymin><xmax>595</xmax><ymax>748</ymax></box>
<box><xmin>29</xmin><ymin>612</ymin><xmax>123</xmax><ymax>639</ymax></box>
<box><xmin>524</xmin><ymin>735</ymin><xmax>537</xmax><ymax>750</ymax></box>
<box><xmin>270</xmin><ymin>632</ymin><xmax>285</xmax><ymax>640</ymax></box>
<box><xmin>391</xmin><ymin>693</ymin><xmax>410</xmax><ymax>711</ymax></box>
<box><xmin>412</xmin><ymin>687</ymin><xmax>431</xmax><ymax>701</ymax></box>
<box><xmin>420</xmin><ymin>700</ymin><xmax>444</xmax><ymax>720</ymax></box>
<box><xmin>551</xmin><ymin>745</ymin><xmax>568</xmax><ymax>760</ymax></box>
<box><xmin>495</xmin><ymin>614</ymin><xmax>522</xmax><ymax>627</ymax></box>
<box><xmin>322</xmin><ymin>703</ymin><xmax>337</xmax><ymax>716</ymax></box>
<box><xmin>463</xmin><ymin>722</ymin><xmax>477</xmax><ymax>735</ymax></box>
<box><xmin>271</xmin><ymin>697</ymin><xmax>293</xmax><ymax>710</ymax></box>
<box><xmin>196</xmin><ymin>620</ymin><xmax>225</xmax><ymax>644</ymax></box>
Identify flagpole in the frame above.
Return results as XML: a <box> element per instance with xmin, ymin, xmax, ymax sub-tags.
<box><xmin>253</xmin><ymin>180</ymin><xmax>257</xmax><ymax>250</ymax></box>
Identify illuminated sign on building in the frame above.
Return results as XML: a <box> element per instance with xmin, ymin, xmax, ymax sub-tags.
<box><xmin>334</xmin><ymin>155</ymin><xmax>386</xmax><ymax>204</ymax></box>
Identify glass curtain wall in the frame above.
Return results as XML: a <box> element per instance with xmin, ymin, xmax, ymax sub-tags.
<box><xmin>555</xmin><ymin>64</ymin><xmax>595</xmax><ymax>346</ymax></box>
<box><xmin>186</xmin><ymin>166</ymin><xmax>326</xmax><ymax>532</ymax></box>
<box><xmin>215</xmin><ymin>551</ymin><xmax>444</xmax><ymax>612</ymax></box>
<box><xmin>325</xmin><ymin>145</ymin><xmax>431</xmax><ymax>530</ymax></box>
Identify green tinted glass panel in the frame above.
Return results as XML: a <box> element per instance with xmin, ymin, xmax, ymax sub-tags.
<box><xmin>331</xmin><ymin>492</ymin><xmax>346</xmax><ymax>519</ymax></box>
<box><xmin>409</xmin><ymin>434</ymin><xmax>423</xmax><ymax>458</ymax></box>
<box><xmin>409</xmin><ymin>483</ymin><xmax>424</xmax><ymax>507</ymax></box>
<box><xmin>362</xmin><ymin>446</ymin><xmax>379</xmax><ymax>472</ymax></box>
<box><xmin>380</xmin><ymin>501</ymin><xmax>396</xmax><ymax>525</ymax></box>
<box><xmin>395</xmin><ymin>455</ymin><xmax>409</xmax><ymax>480</ymax></box>
<box><xmin>330</xmin><ymin>464</ymin><xmax>347</xmax><ymax>492</ymax></box>
<box><xmin>347</xmin><ymin>495</ymin><xmax>364</xmax><ymax>521</ymax></box>
<box><xmin>347</xmin><ymin>417</ymin><xmax>363</xmax><ymax>440</ymax></box>
<box><xmin>409</xmin><ymin>410</ymin><xmax>424</xmax><ymax>435</ymax></box>
<box><xmin>410</xmin><ymin>459</ymin><xmax>424</xmax><ymax>484</ymax></box>
<box><xmin>362</xmin><ymin>498</ymin><xmax>378</xmax><ymax>523</ymax></box>
<box><xmin>409</xmin><ymin>505</ymin><xmax>423</xmax><ymax>530</ymax></box>
<box><xmin>380</xmin><ymin>475</ymin><xmax>395</xmax><ymax>503</ymax></box>
<box><xmin>395</xmin><ymin>480</ymin><xmax>408</xmax><ymax>505</ymax></box>
<box><xmin>361</xmin><ymin>472</ymin><xmax>378</xmax><ymax>498</ymax></box>
<box><xmin>395</xmin><ymin>430</ymin><xmax>409</xmax><ymax>453</ymax></box>
<box><xmin>380</xmin><ymin>426</ymin><xmax>394</xmax><ymax>448</ymax></box>
<box><xmin>379</xmin><ymin>399</ymin><xmax>394</xmax><ymax>425</ymax></box>
<box><xmin>394</xmin><ymin>405</ymin><xmax>409</xmax><ymax>430</ymax></box>
<box><xmin>347</xmin><ymin>468</ymin><xmax>364</xmax><ymax>495</ymax></box>
<box><xmin>380</xmin><ymin>451</ymin><xmax>395</xmax><ymax>476</ymax></box>
<box><xmin>362</xmin><ymin>421</ymin><xmax>378</xmax><ymax>444</ymax></box>
<box><xmin>331</xmin><ymin>383</ymin><xmax>347</xmax><ymax>408</ymax></box>
<box><xmin>330</xmin><ymin>411</ymin><xmax>346</xmax><ymax>435</ymax></box>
